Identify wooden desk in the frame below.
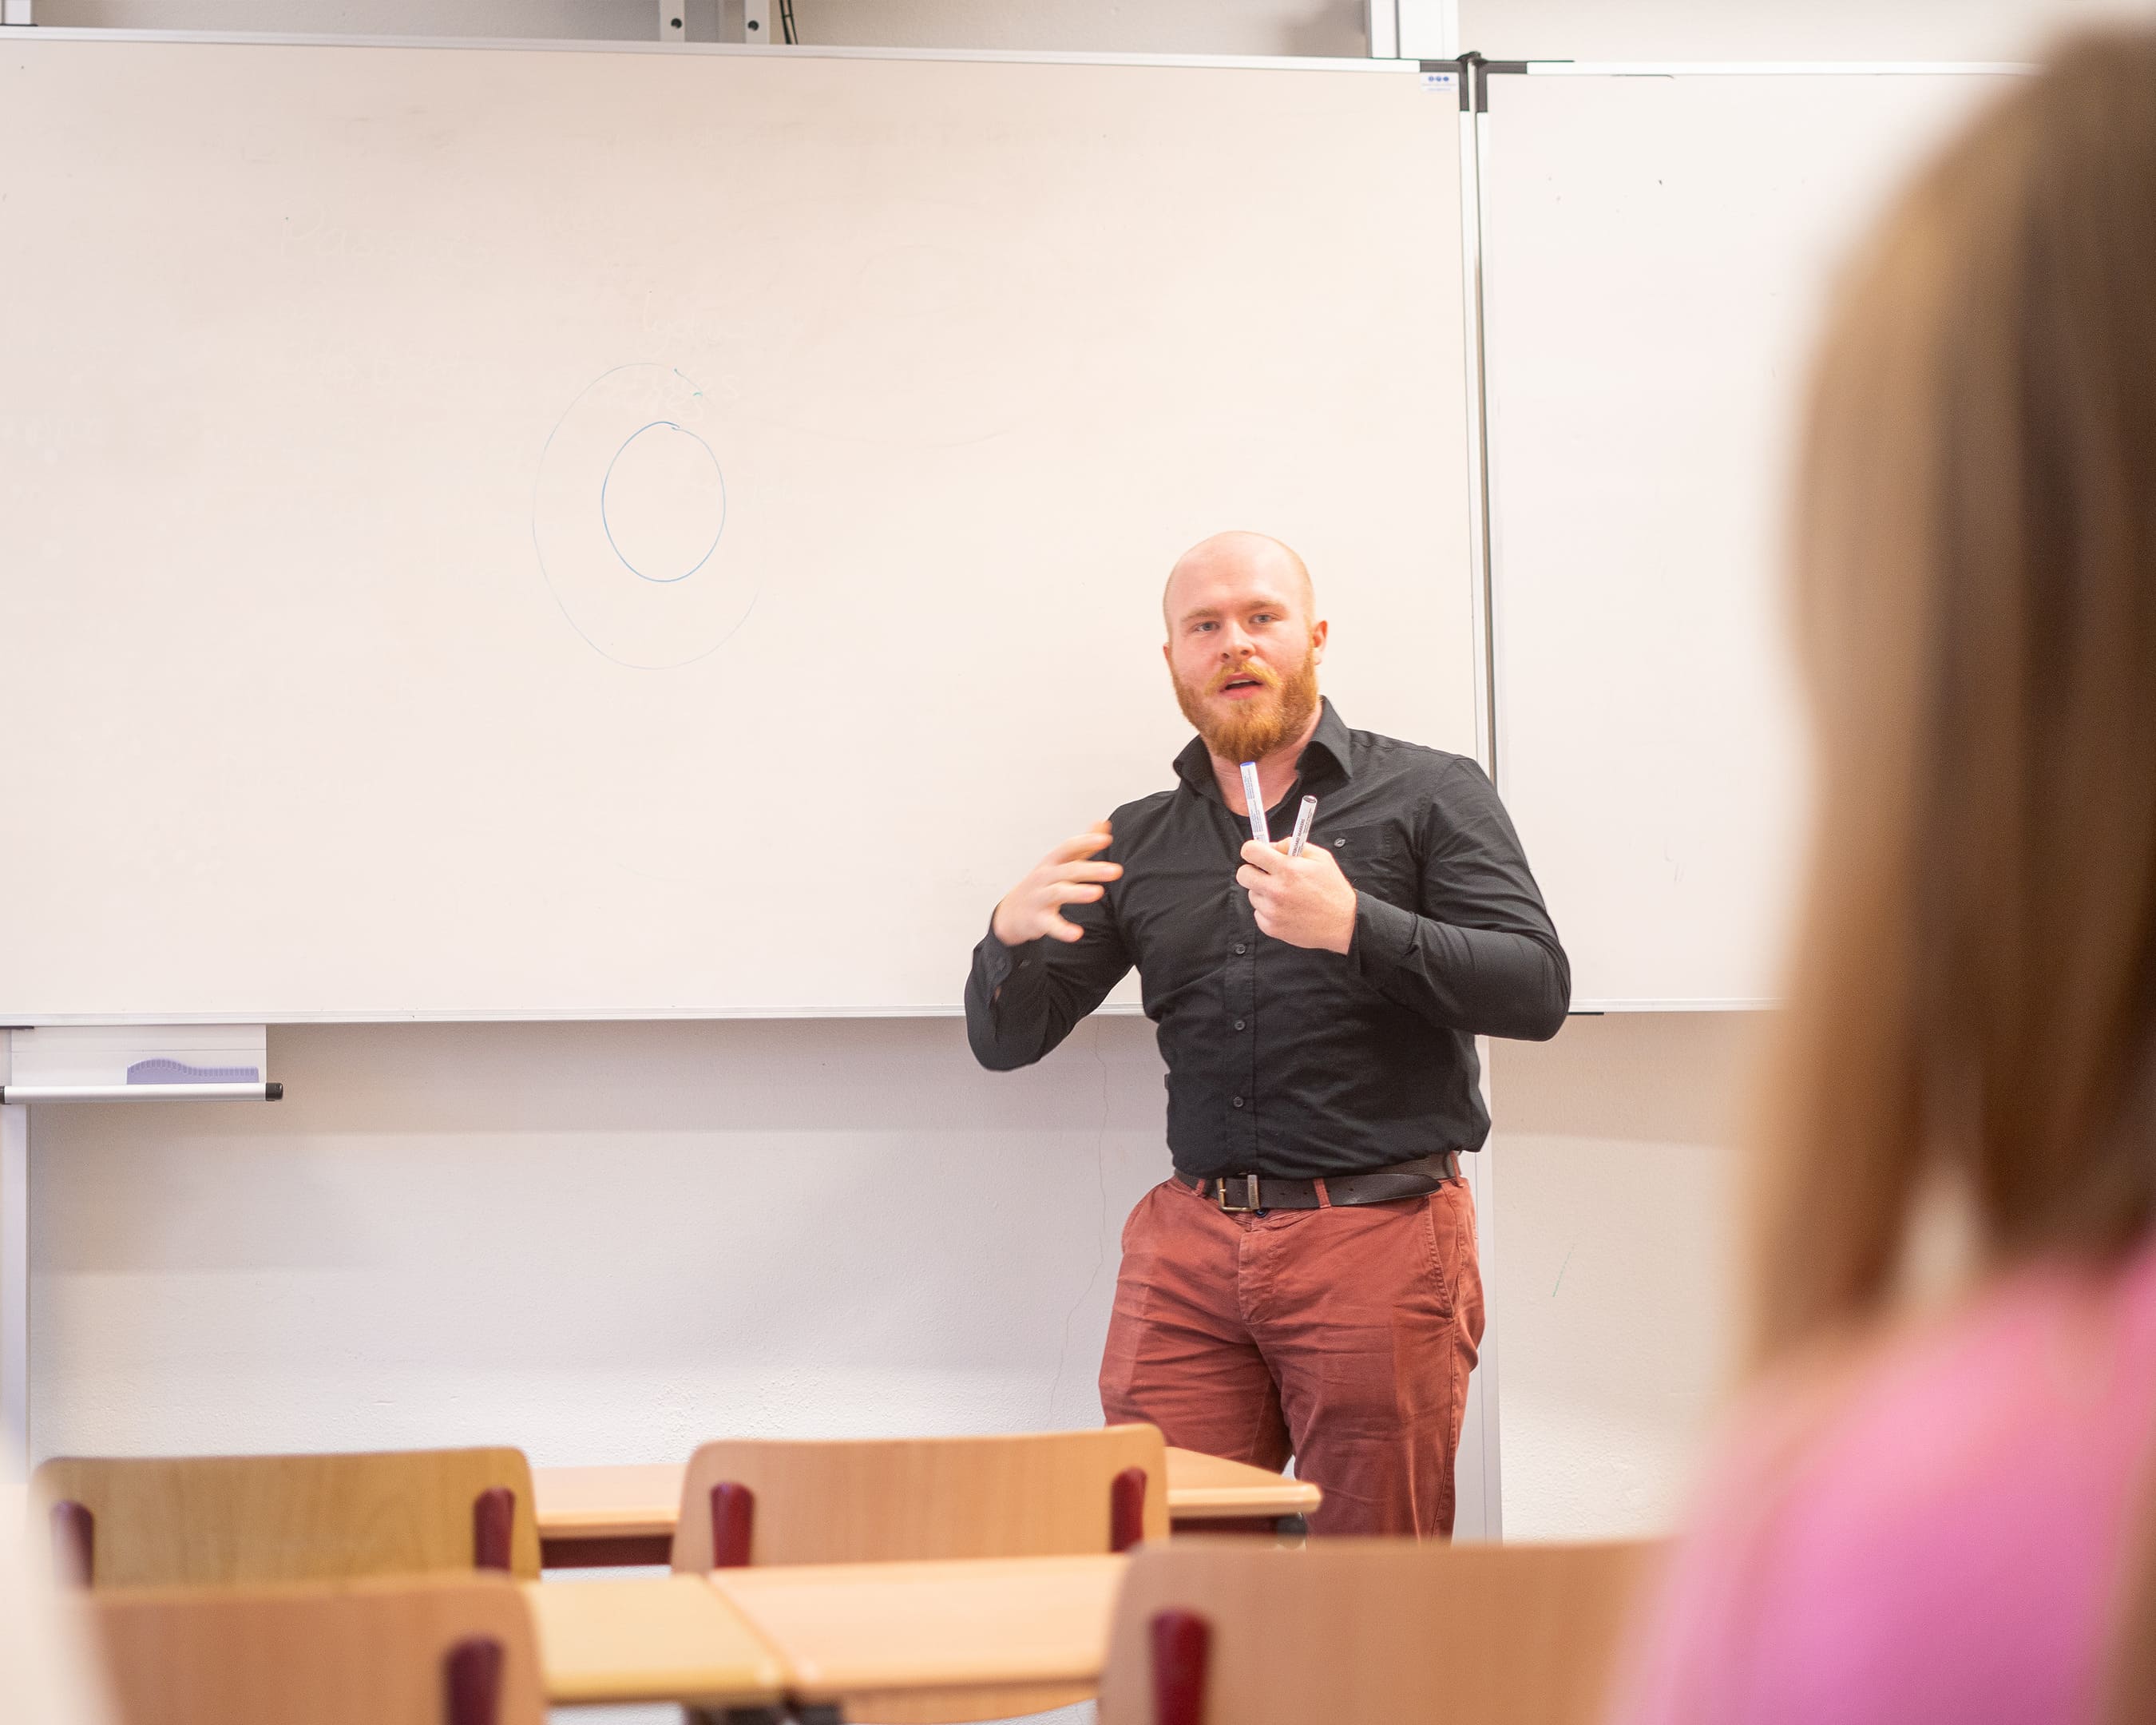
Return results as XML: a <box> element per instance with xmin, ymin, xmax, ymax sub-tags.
<box><xmin>533</xmin><ymin>1462</ymin><xmax>683</xmax><ymax>1567</ymax></box>
<box><xmin>534</xmin><ymin>1449</ymin><xmax>1322</xmax><ymax>1567</ymax></box>
<box><xmin>1162</xmin><ymin>1447</ymin><xmax>1323</xmax><ymax>1524</ymax></box>
<box><xmin>713</xmin><ymin>1554</ymin><xmax>1127</xmax><ymax>1724</ymax></box>
<box><xmin>520</xmin><ymin>1574</ymin><xmax>786</xmax><ymax>1708</ymax></box>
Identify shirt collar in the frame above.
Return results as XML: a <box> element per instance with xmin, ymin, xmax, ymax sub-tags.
<box><xmin>1171</xmin><ymin>697</ymin><xmax>1354</xmax><ymax>798</ymax></box>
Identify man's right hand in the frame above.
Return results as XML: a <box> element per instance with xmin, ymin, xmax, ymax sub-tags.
<box><xmin>991</xmin><ymin>822</ymin><xmax>1121</xmax><ymax>946</ymax></box>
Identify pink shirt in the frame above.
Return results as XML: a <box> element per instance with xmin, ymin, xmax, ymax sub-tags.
<box><xmin>1615</xmin><ymin>1240</ymin><xmax>2156</xmax><ymax>1725</ymax></box>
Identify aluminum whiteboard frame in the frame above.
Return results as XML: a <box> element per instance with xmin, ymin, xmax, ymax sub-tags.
<box><xmin>1523</xmin><ymin>59</ymin><xmax>2030</xmax><ymax>77</ymax></box>
<box><xmin>8</xmin><ymin>26</ymin><xmax>1420</xmax><ymax>72</ymax></box>
<box><xmin>1455</xmin><ymin>63</ymin><xmax>1504</xmax><ymax>1541</ymax></box>
<box><xmin>1472</xmin><ymin>59</ymin><xmax>2031</xmax><ymax>1013</ymax></box>
<box><xmin>0</xmin><ymin>1084</ymin><xmax>279</xmax><ymax>1104</ymax></box>
<box><xmin>0</xmin><ymin>1101</ymin><xmax>22</xmax><ymax>1477</ymax></box>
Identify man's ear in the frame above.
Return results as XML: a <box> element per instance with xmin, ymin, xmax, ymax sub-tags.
<box><xmin>1310</xmin><ymin>620</ymin><xmax>1329</xmax><ymax>664</ymax></box>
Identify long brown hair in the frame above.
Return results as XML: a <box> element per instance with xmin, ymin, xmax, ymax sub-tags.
<box><xmin>1757</xmin><ymin>31</ymin><xmax>2156</xmax><ymax>1362</ymax></box>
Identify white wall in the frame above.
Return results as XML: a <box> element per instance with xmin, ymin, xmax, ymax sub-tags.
<box><xmin>33</xmin><ymin>1017</ymin><xmax>1169</xmax><ymax>1460</ymax></box>
<box><xmin>1488</xmin><ymin>1013</ymin><xmax>1754</xmax><ymax>1538</ymax></box>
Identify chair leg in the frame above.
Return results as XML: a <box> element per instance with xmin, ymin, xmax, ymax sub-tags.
<box><xmin>1150</xmin><ymin>1608</ymin><xmax>1211</xmax><ymax>1725</ymax></box>
<box><xmin>710</xmin><ymin>1481</ymin><xmax>755</xmax><ymax>1568</ymax></box>
<box><xmin>1110</xmin><ymin>1465</ymin><xmax>1148</xmax><ymax>1552</ymax></box>
<box><xmin>444</xmin><ymin>1634</ymin><xmax>503</xmax><ymax>1725</ymax></box>
<box><xmin>50</xmin><ymin>1500</ymin><xmax>93</xmax><ymax>1587</ymax></box>
<box><xmin>473</xmin><ymin>1486</ymin><xmax>516</xmax><ymax>1572</ymax></box>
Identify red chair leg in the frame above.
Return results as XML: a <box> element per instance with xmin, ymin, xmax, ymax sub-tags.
<box><xmin>50</xmin><ymin>1499</ymin><xmax>93</xmax><ymax>1587</ymax></box>
<box><xmin>1150</xmin><ymin>1608</ymin><xmax>1211</xmax><ymax>1725</ymax></box>
<box><xmin>1110</xmin><ymin>1465</ymin><xmax>1148</xmax><ymax>1552</ymax></box>
<box><xmin>472</xmin><ymin>1486</ymin><xmax>515</xmax><ymax>1572</ymax></box>
<box><xmin>444</xmin><ymin>1634</ymin><xmax>504</xmax><ymax>1725</ymax></box>
<box><xmin>710</xmin><ymin>1481</ymin><xmax>755</xmax><ymax>1568</ymax></box>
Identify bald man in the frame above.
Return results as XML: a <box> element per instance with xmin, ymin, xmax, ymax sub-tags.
<box><xmin>965</xmin><ymin>532</ymin><xmax>1568</xmax><ymax>1537</ymax></box>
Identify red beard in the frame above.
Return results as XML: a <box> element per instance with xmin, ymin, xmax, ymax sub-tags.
<box><xmin>1171</xmin><ymin>643</ymin><xmax>1321</xmax><ymax>762</ymax></box>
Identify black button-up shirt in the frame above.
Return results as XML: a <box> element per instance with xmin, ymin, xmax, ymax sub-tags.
<box><xmin>964</xmin><ymin>700</ymin><xmax>1569</xmax><ymax>1179</ymax></box>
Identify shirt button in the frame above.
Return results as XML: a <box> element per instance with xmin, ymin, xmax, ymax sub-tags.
<box><xmin>1234</xmin><ymin>942</ymin><xmax>1247</xmax><ymax>955</ymax></box>
<box><xmin>1234</xmin><ymin>1019</ymin><xmax>1246</xmax><ymax>1031</ymax></box>
<box><xmin>1334</xmin><ymin>837</ymin><xmax>1346</xmax><ymax>848</ymax></box>
<box><xmin>1232</xmin><ymin>1096</ymin><xmax>1245</xmax><ymax>1108</ymax></box>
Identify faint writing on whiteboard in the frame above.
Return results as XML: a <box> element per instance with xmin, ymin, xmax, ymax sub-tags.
<box><xmin>531</xmin><ymin>365</ymin><xmax>756</xmax><ymax>669</ymax></box>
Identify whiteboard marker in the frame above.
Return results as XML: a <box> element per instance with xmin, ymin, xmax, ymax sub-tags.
<box><xmin>1286</xmin><ymin>795</ymin><xmax>1318</xmax><ymax>858</ymax></box>
<box><xmin>1239</xmin><ymin>761</ymin><xmax>1269</xmax><ymax>844</ymax></box>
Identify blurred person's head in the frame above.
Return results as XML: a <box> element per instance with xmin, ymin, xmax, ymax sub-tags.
<box><xmin>1759</xmin><ymin>30</ymin><xmax>2156</xmax><ymax>1361</ymax></box>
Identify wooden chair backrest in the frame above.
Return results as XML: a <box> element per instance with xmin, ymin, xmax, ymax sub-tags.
<box><xmin>81</xmin><ymin>1574</ymin><xmax>545</xmax><ymax>1725</ymax></box>
<box><xmin>1097</xmin><ymin>1537</ymin><xmax>1662</xmax><ymax>1725</ymax></box>
<box><xmin>671</xmin><ymin>1425</ymin><xmax>1171</xmax><ymax>1569</ymax></box>
<box><xmin>33</xmin><ymin>1449</ymin><xmax>543</xmax><ymax>1585</ymax></box>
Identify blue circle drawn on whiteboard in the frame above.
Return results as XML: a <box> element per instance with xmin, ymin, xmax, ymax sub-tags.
<box><xmin>532</xmin><ymin>364</ymin><xmax>755</xmax><ymax>670</ymax></box>
<box><xmin>600</xmin><ymin>420</ymin><xmax>727</xmax><ymax>585</ymax></box>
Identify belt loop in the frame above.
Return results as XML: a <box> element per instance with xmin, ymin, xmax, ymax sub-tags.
<box><xmin>1313</xmin><ymin>1177</ymin><xmax>1331</xmax><ymax>1209</ymax></box>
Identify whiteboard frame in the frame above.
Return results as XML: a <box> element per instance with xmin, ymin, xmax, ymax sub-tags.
<box><xmin>1520</xmin><ymin>61</ymin><xmax>2030</xmax><ymax>77</ymax></box>
<box><xmin>10</xmin><ymin>1003</ymin><xmax>1128</xmax><ymax>1027</ymax></box>
<box><xmin>6</xmin><ymin>26</ymin><xmax>1420</xmax><ymax>73</ymax></box>
<box><xmin>1473</xmin><ymin>58</ymin><xmax>2028</xmax><ymax>1013</ymax></box>
<box><xmin>0</xmin><ymin>1100</ymin><xmax>22</xmax><ymax>1479</ymax></box>
<box><xmin>1452</xmin><ymin>73</ymin><xmax>1504</xmax><ymax>1540</ymax></box>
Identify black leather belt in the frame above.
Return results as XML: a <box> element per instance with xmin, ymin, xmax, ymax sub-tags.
<box><xmin>1177</xmin><ymin>1150</ymin><xmax>1463</xmax><ymax>1213</ymax></box>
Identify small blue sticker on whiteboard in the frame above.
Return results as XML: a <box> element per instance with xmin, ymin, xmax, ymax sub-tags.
<box><xmin>1421</xmin><ymin>72</ymin><xmax>1456</xmax><ymax>93</ymax></box>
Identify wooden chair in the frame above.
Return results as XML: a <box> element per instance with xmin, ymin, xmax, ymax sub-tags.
<box><xmin>670</xmin><ymin>1426</ymin><xmax>1171</xmax><ymax>1569</ymax></box>
<box><xmin>80</xmin><ymin>1574</ymin><xmax>545</xmax><ymax>1725</ymax></box>
<box><xmin>33</xmin><ymin>1448</ymin><xmax>543</xmax><ymax>1588</ymax></box>
<box><xmin>1096</xmin><ymin>1537</ymin><xmax>1661</xmax><ymax>1725</ymax></box>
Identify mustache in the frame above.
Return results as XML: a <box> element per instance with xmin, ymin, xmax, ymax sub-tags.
<box><xmin>1207</xmin><ymin>660</ymin><xmax>1282</xmax><ymax>694</ymax></box>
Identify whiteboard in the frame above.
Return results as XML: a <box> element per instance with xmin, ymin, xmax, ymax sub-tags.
<box><xmin>1480</xmin><ymin>65</ymin><xmax>2023</xmax><ymax>1009</ymax></box>
<box><xmin>0</xmin><ymin>36</ymin><xmax>1474</xmax><ymax>1021</ymax></box>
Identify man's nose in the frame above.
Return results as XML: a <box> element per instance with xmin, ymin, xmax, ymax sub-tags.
<box><xmin>1219</xmin><ymin>624</ymin><xmax>1254</xmax><ymax>659</ymax></box>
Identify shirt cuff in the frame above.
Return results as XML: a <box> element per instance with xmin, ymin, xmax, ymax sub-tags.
<box><xmin>1350</xmin><ymin>892</ymin><xmax>1417</xmax><ymax>979</ymax></box>
<box><xmin>977</xmin><ymin>918</ymin><xmax>1044</xmax><ymax>989</ymax></box>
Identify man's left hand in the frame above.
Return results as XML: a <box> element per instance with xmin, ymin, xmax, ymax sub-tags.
<box><xmin>1237</xmin><ymin>839</ymin><xmax>1357</xmax><ymax>954</ymax></box>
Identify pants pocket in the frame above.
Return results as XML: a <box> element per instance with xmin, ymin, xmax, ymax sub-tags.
<box><xmin>1120</xmin><ymin>1176</ymin><xmax>1178</xmax><ymax>1251</ymax></box>
<box><xmin>1421</xmin><ymin>1184</ymin><xmax>1472</xmax><ymax>1321</ymax></box>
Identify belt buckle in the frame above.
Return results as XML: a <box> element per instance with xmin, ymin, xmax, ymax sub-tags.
<box><xmin>1216</xmin><ymin>1173</ymin><xmax>1262</xmax><ymax>1214</ymax></box>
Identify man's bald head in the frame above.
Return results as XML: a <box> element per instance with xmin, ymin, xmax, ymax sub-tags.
<box><xmin>1163</xmin><ymin>530</ymin><xmax>1315</xmax><ymax>630</ymax></box>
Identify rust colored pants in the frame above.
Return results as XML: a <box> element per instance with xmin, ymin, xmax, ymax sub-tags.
<box><xmin>1099</xmin><ymin>1170</ymin><xmax>1484</xmax><ymax>1537</ymax></box>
